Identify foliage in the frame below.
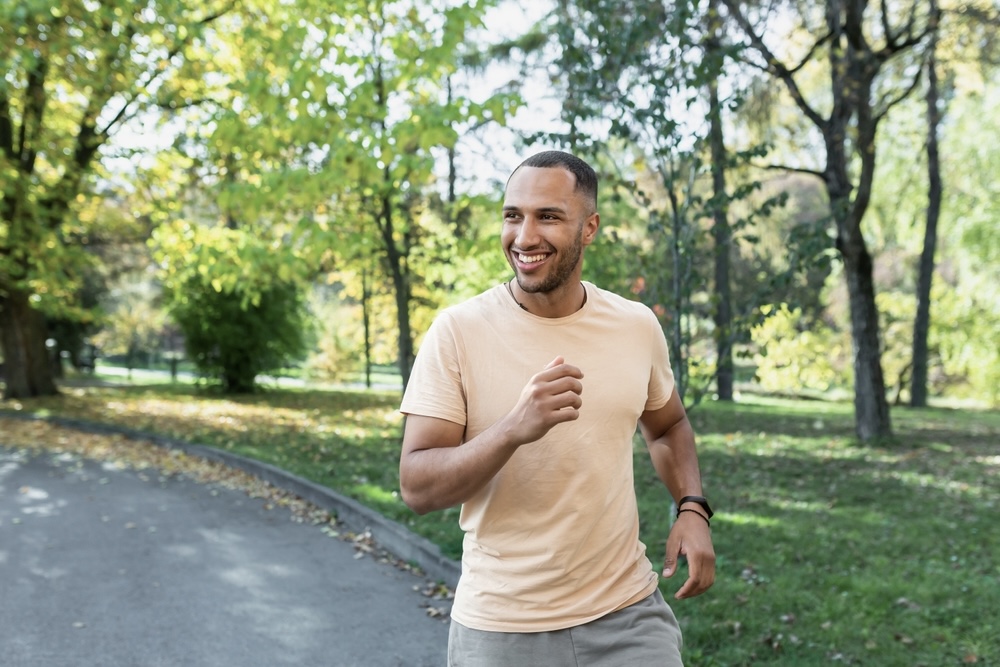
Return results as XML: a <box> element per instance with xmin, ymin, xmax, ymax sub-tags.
<box><xmin>173</xmin><ymin>0</ymin><xmax>520</xmax><ymax>388</ymax></box>
<box><xmin>8</xmin><ymin>386</ymin><xmax>998</xmax><ymax>665</ymax></box>
<box><xmin>750</xmin><ymin>304</ymin><xmax>848</xmax><ymax>395</ymax></box>
<box><xmin>304</xmin><ymin>282</ymin><xmax>395</xmax><ymax>383</ymax></box>
<box><xmin>0</xmin><ymin>0</ymin><xmax>234</xmax><ymax>396</ymax></box>
<box><xmin>536</xmin><ymin>0</ymin><xmax>796</xmax><ymax>405</ymax></box>
<box><xmin>170</xmin><ymin>278</ymin><xmax>310</xmax><ymax>393</ymax></box>
<box><xmin>152</xmin><ymin>221</ymin><xmax>311</xmax><ymax>392</ymax></box>
<box><xmin>91</xmin><ymin>284</ymin><xmax>165</xmax><ymax>372</ymax></box>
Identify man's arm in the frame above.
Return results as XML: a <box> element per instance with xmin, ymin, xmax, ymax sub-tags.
<box><xmin>638</xmin><ymin>389</ymin><xmax>716</xmax><ymax>599</ymax></box>
<box><xmin>400</xmin><ymin>356</ymin><xmax>583</xmax><ymax>515</ymax></box>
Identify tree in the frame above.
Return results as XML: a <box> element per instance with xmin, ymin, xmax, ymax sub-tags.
<box><xmin>152</xmin><ymin>221</ymin><xmax>311</xmax><ymax>392</ymax></box>
<box><xmin>542</xmin><ymin>0</ymin><xmax>779</xmax><ymax>404</ymax></box>
<box><xmin>0</xmin><ymin>0</ymin><xmax>231</xmax><ymax>399</ymax></box>
<box><xmin>722</xmin><ymin>0</ymin><xmax>936</xmax><ymax>440</ymax></box>
<box><xmin>705</xmin><ymin>0</ymin><xmax>736</xmax><ymax>400</ymax></box>
<box><xmin>92</xmin><ymin>285</ymin><xmax>164</xmax><ymax>379</ymax></box>
<box><xmin>910</xmin><ymin>0</ymin><xmax>942</xmax><ymax>407</ymax></box>
<box><xmin>176</xmin><ymin>0</ymin><xmax>515</xmax><ymax>390</ymax></box>
<box><xmin>910</xmin><ymin>0</ymin><xmax>998</xmax><ymax>406</ymax></box>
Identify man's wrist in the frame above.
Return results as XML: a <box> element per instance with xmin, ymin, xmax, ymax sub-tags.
<box><xmin>677</xmin><ymin>495</ymin><xmax>714</xmax><ymax>519</ymax></box>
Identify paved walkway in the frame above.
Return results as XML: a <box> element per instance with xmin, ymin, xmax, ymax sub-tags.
<box><xmin>0</xmin><ymin>446</ymin><xmax>451</xmax><ymax>666</ymax></box>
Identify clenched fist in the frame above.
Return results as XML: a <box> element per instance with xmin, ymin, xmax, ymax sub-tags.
<box><xmin>505</xmin><ymin>356</ymin><xmax>584</xmax><ymax>445</ymax></box>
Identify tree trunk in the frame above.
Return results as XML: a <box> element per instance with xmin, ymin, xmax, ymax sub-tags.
<box><xmin>362</xmin><ymin>265</ymin><xmax>372</xmax><ymax>389</ymax></box>
<box><xmin>834</xmin><ymin>202</ymin><xmax>892</xmax><ymax>441</ymax></box>
<box><xmin>377</xmin><ymin>192</ymin><xmax>414</xmax><ymax>390</ymax></box>
<box><xmin>706</xmin><ymin>22</ymin><xmax>733</xmax><ymax>400</ymax></box>
<box><xmin>911</xmin><ymin>15</ymin><xmax>942</xmax><ymax>408</ymax></box>
<box><xmin>0</xmin><ymin>287</ymin><xmax>59</xmax><ymax>399</ymax></box>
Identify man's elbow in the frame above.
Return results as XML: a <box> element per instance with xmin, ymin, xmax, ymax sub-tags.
<box><xmin>399</xmin><ymin>465</ymin><xmax>441</xmax><ymax>515</ymax></box>
<box><xmin>400</xmin><ymin>484</ymin><xmax>435</xmax><ymax>515</ymax></box>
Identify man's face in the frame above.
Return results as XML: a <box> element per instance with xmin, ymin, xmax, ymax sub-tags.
<box><xmin>501</xmin><ymin>166</ymin><xmax>599</xmax><ymax>294</ymax></box>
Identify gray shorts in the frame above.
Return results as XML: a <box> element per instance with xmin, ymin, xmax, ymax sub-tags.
<box><xmin>447</xmin><ymin>589</ymin><xmax>684</xmax><ymax>666</ymax></box>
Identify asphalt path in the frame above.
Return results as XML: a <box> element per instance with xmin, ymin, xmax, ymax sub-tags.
<box><xmin>0</xmin><ymin>446</ymin><xmax>450</xmax><ymax>667</ymax></box>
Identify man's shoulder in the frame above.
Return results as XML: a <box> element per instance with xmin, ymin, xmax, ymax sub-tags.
<box><xmin>588</xmin><ymin>284</ymin><xmax>656</xmax><ymax>321</ymax></box>
<box><xmin>434</xmin><ymin>284</ymin><xmax>506</xmax><ymax>324</ymax></box>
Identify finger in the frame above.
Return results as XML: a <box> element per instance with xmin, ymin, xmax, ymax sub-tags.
<box><xmin>546</xmin><ymin>376</ymin><xmax>584</xmax><ymax>398</ymax></box>
<box><xmin>675</xmin><ymin>567</ymin><xmax>711</xmax><ymax>599</ymax></box>
<box><xmin>550</xmin><ymin>406</ymin><xmax>581</xmax><ymax>424</ymax></box>
<box><xmin>674</xmin><ymin>576</ymin><xmax>698</xmax><ymax>600</ymax></box>
<box><xmin>541</xmin><ymin>356</ymin><xmax>584</xmax><ymax>378</ymax></box>
<box><xmin>673</xmin><ymin>552</ymin><xmax>700</xmax><ymax>599</ymax></box>
<box><xmin>662</xmin><ymin>536</ymin><xmax>681</xmax><ymax>579</ymax></box>
<box><xmin>674</xmin><ymin>550</ymin><xmax>715</xmax><ymax>599</ymax></box>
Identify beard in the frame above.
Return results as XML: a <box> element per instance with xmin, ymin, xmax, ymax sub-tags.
<box><xmin>511</xmin><ymin>225</ymin><xmax>584</xmax><ymax>294</ymax></box>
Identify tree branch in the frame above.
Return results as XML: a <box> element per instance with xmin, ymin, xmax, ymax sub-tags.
<box><xmin>17</xmin><ymin>53</ymin><xmax>48</xmax><ymax>176</ymax></box>
<box><xmin>721</xmin><ymin>0</ymin><xmax>827</xmax><ymax>131</ymax></box>
<box><xmin>873</xmin><ymin>59</ymin><xmax>925</xmax><ymax>123</ymax></box>
<box><xmin>757</xmin><ymin>162</ymin><xmax>825</xmax><ymax>179</ymax></box>
<box><xmin>844</xmin><ymin>0</ymin><xmax>869</xmax><ymax>53</ymax></box>
<box><xmin>876</xmin><ymin>2</ymin><xmax>933</xmax><ymax>62</ymax></box>
<box><xmin>886</xmin><ymin>0</ymin><xmax>919</xmax><ymax>50</ymax></box>
<box><xmin>789</xmin><ymin>30</ymin><xmax>836</xmax><ymax>74</ymax></box>
<box><xmin>97</xmin><ymin>2</ymin><xmax>235</xmax><ymax>137</ymax></box>
<box><xmin>879</xmin><ymin>0</ymin><xmax>892</xmax><ymax>49</ymax></box>
<box><xmin>0</xmin><ymin>86</ymin><xmax>13</xmax><ymax>155</ymax></box>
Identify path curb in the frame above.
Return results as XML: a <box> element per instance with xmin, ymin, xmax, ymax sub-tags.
<box><xmin>0</xmin><ymin>410</ymin><xmax>461</xmax><ymax>588</ymax></box>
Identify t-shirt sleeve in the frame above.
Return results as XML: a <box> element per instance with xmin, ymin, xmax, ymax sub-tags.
<box><xmin>399</xmin><ymin>312</ymin><xmax>468</xmax><ymax>426</ymax></box>
<box><xmin>644</xmin><ymin>308</ymin><xmax>676</xmax><ymax>411</ymax></box>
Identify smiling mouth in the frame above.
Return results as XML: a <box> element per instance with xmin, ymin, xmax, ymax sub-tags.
<box><xmin>517</xmin><ymin>252</ymin><xmax>549</xmax><ymax>264</ymax></box>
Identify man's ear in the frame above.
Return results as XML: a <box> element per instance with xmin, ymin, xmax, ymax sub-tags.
<box><xmin>582</xmin><ymin>212</ymin><xmax>600</xmax><ymax>247</ymax></box>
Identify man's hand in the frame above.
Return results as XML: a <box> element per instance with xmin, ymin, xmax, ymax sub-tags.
<box><xmin>661</xmin><ymin>512</ymin><xmax>716</xmax><ymax>599</ymax></box>
<box><xmin>503</xmin><ymin>356</ymin><xmax>584</xmax><ymax>445</ymax></box>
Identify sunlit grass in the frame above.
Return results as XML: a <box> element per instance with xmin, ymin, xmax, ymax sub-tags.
<box><xmin>3</xmin><ymin>382</ymin><xmax>997</xmax><ymax>666</ymax></box>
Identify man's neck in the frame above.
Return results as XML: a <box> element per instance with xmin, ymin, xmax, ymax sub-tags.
<box><xmin>510</xmin><ymin>280</ymin><xmax>588</xmax><ymax>319</ymax></box>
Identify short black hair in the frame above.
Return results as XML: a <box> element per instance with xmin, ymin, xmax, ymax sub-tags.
<box><xmin>509</xmin><ymin>150</ymin><xmax>598</xmax><ymax>212</ymax></box>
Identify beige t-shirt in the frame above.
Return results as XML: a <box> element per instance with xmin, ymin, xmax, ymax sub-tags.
<box><xmin>400</xmin><ymin>282</ymin><xmax>675</xmax><ymax>632</ymax></box>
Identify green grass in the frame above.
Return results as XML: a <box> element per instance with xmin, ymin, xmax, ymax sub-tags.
<box><xmin>3</xmin><ymin>382</ymin><xmax>997</xmax><ymax>666</ymax></box>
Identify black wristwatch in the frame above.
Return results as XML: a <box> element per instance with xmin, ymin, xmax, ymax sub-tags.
<box><xmin>677</xmin><ymin>495</ymin><xmax>714</xmax><ymax>519</ymax></box>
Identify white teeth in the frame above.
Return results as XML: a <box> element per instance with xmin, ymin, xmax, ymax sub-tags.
<box><xmin>518</xmin><ymin>253</ymin><xmax>546</xmax><ymax>263</ymax></box>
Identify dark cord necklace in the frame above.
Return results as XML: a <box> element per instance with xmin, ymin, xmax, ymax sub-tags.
<box><xmin>506</xmin><ymin>279</ymin><xmax>529</xmax><ymax>311</ymax></box>
<box><xmin>505</xmin><ymin>279</ymin><xmax>588</xmax><ymax>313</ymax></box>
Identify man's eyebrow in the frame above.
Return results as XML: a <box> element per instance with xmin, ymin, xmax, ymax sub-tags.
<box><xmin>502</xmin><ymin>205</ymin><xmax>568</xmax><ymax>214</ymax></box>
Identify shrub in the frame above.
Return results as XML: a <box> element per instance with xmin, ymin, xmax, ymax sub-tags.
<box><xmin>170</xmin><ymin>279</ymin><xmax>310</xmax><ymax>393</ymax></box>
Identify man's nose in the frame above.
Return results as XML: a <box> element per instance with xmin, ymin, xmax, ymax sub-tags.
<box><xmin>515</xmin><ymin>216</ymin><xmax>541</xmax><ymax>247</ymax></box>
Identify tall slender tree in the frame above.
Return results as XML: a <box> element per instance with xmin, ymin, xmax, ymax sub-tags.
<box><xmin>543</xmin><ymin>0</ymin><xmax>771</xmax><ymax>403</ymax></box>
<box><xmin>705</xmin><ymin>0</ymin><xmax>735</xmax><ymax>400</ymax></box>
<box><xmin>722</xmin><ymin>0</ymin><xmax>936</xmax><ymax>440</ymax></box>
<box><xmin>910</xmin><ymin>0</ymin><xmax>942</xmax><ymax>407</ymax></box>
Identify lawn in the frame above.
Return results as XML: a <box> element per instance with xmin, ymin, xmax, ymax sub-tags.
<box><xmin>2</xmin><ymin>381</ymin><xmax>997</xmax><ymax>666</ymax></box>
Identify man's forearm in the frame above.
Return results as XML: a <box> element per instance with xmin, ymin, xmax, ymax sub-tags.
<box><xmin>647</xmin><ymin>417</ymin><xmax>706</xmax><ymax>503</ymax></box>
<box><xmin>400</xmin><ymin>418</ymin><xmax>522</xmax><ymax>515</ymax></box>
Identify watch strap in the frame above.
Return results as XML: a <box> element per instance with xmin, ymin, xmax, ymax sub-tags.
<box><xmin>677</xmin><ymin>495</ymin><xmax>714</xmax><ymax>519</ymax></box>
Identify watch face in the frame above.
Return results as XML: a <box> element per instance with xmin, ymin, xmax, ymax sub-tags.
<box><xmin>695</xmin><ymin>500</ymin><xmax>713</xmax><ymax>518</ymax></box>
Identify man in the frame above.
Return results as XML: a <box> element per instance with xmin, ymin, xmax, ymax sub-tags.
<box><xmin>399</xmin><ymin>150</ymin><xmax>715</xmax><ymax>666</ymax></box>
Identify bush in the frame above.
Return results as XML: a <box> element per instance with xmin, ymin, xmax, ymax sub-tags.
<box><xmin>170</xmin><ymin>279</ymin><xmax>310</xmax><ymax>393</ymax></box>
<box><xmin>750</xmin><ymin>303</ymin><xmax>850</xmax><ymax>394</ymax></box>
